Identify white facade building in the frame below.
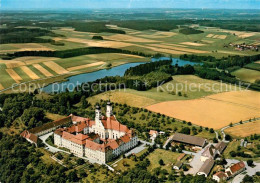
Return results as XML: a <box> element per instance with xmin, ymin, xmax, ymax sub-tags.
<box><xmin>54</xmin><ymin>102</ymin><xmax>138</xmax><ymax>164</ymax></box>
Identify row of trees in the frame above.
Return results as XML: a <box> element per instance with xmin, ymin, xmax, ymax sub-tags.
<box><xmin>4</xmin><ymin>47</ymin><xmax>153</xmax><ymax>59</ymax></box>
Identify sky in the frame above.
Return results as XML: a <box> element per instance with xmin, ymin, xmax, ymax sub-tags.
<box><xmin>1</xmin><ymin>0</ymin><xmax>260</xmax><ymax>10</ymax></box>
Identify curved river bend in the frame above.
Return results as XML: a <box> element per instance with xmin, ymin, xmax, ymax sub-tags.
<box><xmin>42</xmin><ymin>57</ymin><xmax>201</xmax><ymax>93</ymax></box>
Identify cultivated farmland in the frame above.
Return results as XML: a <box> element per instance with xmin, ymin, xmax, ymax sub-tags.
<box><xmin>146</xmin><ymin>90</ymin><xmax>260</xmax><ymax>129</ymax></box>
<box><xmin>225</xmin><ymin>120</ymin><xmax>260</xmax><ymax>137</ymax></box>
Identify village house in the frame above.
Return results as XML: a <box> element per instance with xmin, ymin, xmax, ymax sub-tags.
<box><xmin>225</xmin><ymin>161</ymin><xmax>246</xmax><ymax>178</ymax></box>
<box><xmin>212</xmin><ymin>171</ymin><xmax>227</xmax><ymax>182</ymax></box>
<box><xmin>20</xmin><ymin>130</ymin><xmax>38</xmax><ymax>147</ymax></box>
<box><xmin>149</xmin><ymin>130</ymin><xmax>158</xmax><ymax>139</ymax></box>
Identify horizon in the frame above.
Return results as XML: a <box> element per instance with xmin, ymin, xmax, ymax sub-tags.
<box><xmin>1</xmin><ymin>0</ymin><xmax>260</xmax><ymax>10</ymax></box>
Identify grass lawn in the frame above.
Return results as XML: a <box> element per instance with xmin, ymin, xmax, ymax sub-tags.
<box><xmin>147</xmin><ymin>149</ymin><xmax>181</xmax><ymax>172</ymax></box>
<box><xmin>232</xmin><ymin>68</ymin><xmax>260</xmax><ymax>83</ymax></box>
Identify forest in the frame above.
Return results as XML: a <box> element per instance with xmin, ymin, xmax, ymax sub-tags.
<box><xmin>179</xmin><ymin>28</ymin><xmax>204</xmax><ymax>35</ymax></box>
<box><xmin>0</xmin><ymin>27</ymin><xmax>61</xmax><ymax>44</ymax></box>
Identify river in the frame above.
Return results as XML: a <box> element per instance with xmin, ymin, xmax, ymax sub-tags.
<box><xmin>42</xmin><ymin>57</ymin><xmax>201</xmax><ymax>93</ymax></box>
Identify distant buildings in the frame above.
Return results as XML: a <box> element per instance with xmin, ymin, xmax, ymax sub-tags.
<box><xmin>171</xmin><ymin>132</ymin><xmax>206</xmax><ymax>147</ymax></box>
<box><xmin>229</xmin><ymin>43</ymin><xmax>258</xmax><ymax>51</ymax></box>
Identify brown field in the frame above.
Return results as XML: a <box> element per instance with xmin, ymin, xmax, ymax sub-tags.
<box><xmin>202</xmin><ymin>40</ymin><xmax>215</xmax><ymax>43</ymax></box>
<box><xmin>88</xmin><ymin>91</ymin><xmax>157</xmax><ymax>108</ymax></box>
<box><xmin>43</xmin><ymin>61</ymin><xmax>69</xmax><ymax>74</ymax></box>
<box><xmin>65</xmin><ymin>38</ymin><xmax>134</xmax><ymax>48</ymax></box>
<box><xmin>225</xmin><ymin>120</ymin><xmax>260</xmax><ymax>137</ymax></box>
<box><xmin>0</xmin><ymin>84</ymin><xmax>4</xmax><ymax>90</ymax></box>
<box><xmin>10</xmin><ymin>43</ymin><xmax>53</xmax><ymax>51</ymax></box>
<box><xmin>146</xmin><ymin>90</ymin><xmax>260</xmax><ymax>129</ymax></box>
<box><xmin>206</xmin><ymin>34</ymin><xmax>214</xmax><ymax>38</ymax></box>
<box><xmin>149</xmin><ymin>44</ymin><xmax>208</xmax><ymax>54</ymax></box>
<box><xmin>180</xmin><ymin>42</ymin><xmax>205</xmax><ymax>46</ymax></box>
<box><xmin>138</xmin><ymin>31</ymin><xmax>176</xmax><ymax>39</ymax></box>
<box><xmin>103</xmin><ymin>34</ymin><xmax>161</xmax><ymax>43</ymax></box>
<box><xmin>212</xmin><ymin>35</ymin><xmax>219</xmax><ymax>38</ymax></box>
<box><xmin>162</xmin><ymin>43</ymin><xmax>188</xmax><ymax>48</ymax></box>
<box><xmin>16</xmin><ymin>57</ymin><xmax>59</xmax><ymax>65</ymax></box>
<box><xmin>67</xmin><ymin>61</ymin><xmax>105</xmax><ymax>71</ymax></box>
<box><xmin>221</xmin><ymin>30</ymin><xmax>257</xmax><ymax>38</ymax></box>
<box><xmin>5</xmin><ymin>61</ymin><xmax>25</xmax><ymax>69</ymax></box>
<box><xmin>255</xmin><ymin>61</ymin><xmax>260</xmax><ymax>64</ymax></box>
<box><xmin>20</xmin><ymin>66</ymin><xmax>40</xmax><ymax>80</ymax></box>
<box><xmin>217</xmin><ymin>35</ymin><xmax>227</xmax><ymax>39</ymax></box>
<box><xmin>140</xmin><ymin>45</ymin><xmax>187</xmax><ymax>54</ymax></box>
<box><xmin>33</xmin><ymin>64</ymin><xmax>53</xmax><ymax>77</ymax></box>
<box><xmin>5</xmin><ymin>69</ymin><xmax>23</xmax><ymax>83</ymax></box>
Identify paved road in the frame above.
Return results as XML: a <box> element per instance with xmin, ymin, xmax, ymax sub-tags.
<box><xmin>39</xmin><ymin>132</ymin><xmax>70</xmax><ymax>154</ymax></box>
<box><xmin>163</xmin><ymin>135</ymin><xmax>174</xmax><ymax>149</ymax></box>
<box><xmin>221</xmin><ymin>117</ymin><xmax>260</xmax><ymax>141</ymax></box>
<box><xmin>125</xmin><ymin>140</ymin><xmax>150</xmax><ymax>157</ymax></box>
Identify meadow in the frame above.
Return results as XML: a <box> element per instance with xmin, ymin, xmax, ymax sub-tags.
<box><xmin>232</xmin><ymin>68</ymin><xmax>260</xmax><ymax>83</ymax></box>
<box><xmin>88</xmin><ymin>75</ymin><xmax>238</xmax><ymax>108</ymax></box>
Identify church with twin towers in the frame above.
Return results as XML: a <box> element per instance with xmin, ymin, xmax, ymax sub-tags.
<box><xmin>54</xmin><ymin>101</ymin><xmax>138</xmax><ymax>163</ymax></box>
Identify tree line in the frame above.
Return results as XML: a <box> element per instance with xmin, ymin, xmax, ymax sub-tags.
<box><xmin>3</xmin><ymin>47</ymin><xmax>153</xmax><ymax>60</ymax></box>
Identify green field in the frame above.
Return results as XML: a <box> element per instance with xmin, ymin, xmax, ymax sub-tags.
<box><xmin>232</xmin><ymin>68</ymin><xmax>260</xmax><ymax>83</ymax></box>
<box><xmin>88</xmin><ymin>75</ymin><xmax>237</xmax><ymax>107</ymax></box>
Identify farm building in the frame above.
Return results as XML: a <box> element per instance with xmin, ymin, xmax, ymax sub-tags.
<box><xmin>212</xmin><ymin>171</ymin><xmax>227</xmax><ymax>182</ymax></box>
<box><xmin>197</xmin><ymin>158</ymin><xmax>215</xmax><ymax>177</ymax></box>
<box><xmin>173</xmin><ymin>161</ymin><xmax>183</xmax><ymax>170</ymax></box>
<box><xmin>171</xmin><ymin>133</ymin><xmax>206</xmax><ymax>147</ymax></box>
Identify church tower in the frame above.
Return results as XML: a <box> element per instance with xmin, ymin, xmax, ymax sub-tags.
<box><xmin>95</xmin><ymin>104</ymin><xmax>102</xmax><ymax>120</ymax></box>
<box><xmin>106</xmin><ymin>101</ymin><xmax>113</xmax><ymax>117</ymax></box>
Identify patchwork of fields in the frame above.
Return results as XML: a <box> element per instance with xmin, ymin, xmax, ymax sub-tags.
<box><xmin>0</xmin><ymin>25</ymin><xmax>259</xmax><ymax>92</ymax></box>
<box><xmin>0</xmin><ymin>53</ymin><xmax>148</xmax><ymax>90</ymax></box>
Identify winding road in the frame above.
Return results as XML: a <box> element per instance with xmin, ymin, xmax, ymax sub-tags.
<box><xmin>220</xmin><ymin>117</ymin><xmax>260</xmax><ymax>141</ymax></box>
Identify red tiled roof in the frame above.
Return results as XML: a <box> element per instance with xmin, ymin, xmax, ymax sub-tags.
<box><xmin>101</xmin><ymin>116</ymin><xmax>129</xmax><ymax>133</ymax></box>
<box><xmin>149</xmin><ymin>130</ymin><xmax>158</xmax><ymax>135</ymax></box>
<box><xmin>85</xmin><ymin>139</ymin><xmax>112</xmax><ymax>152</ymax></box>
<box><xmin>230</xmin><ymin>161</ymin><xmax>245</xmax><ymax>174</ymax></box>
<box><xmin>21</xmin><ymin>130</ymin><xmax>38</xmax><ymax>144</ymax></box>
<box><xmin>29</xmin><ymin>116</ymin><xmax>72</xmax><ymax>134</ymax></box>
<box><xmin>120</xmin><ymin>135</ymin><xmax>131</xmax><ymax>143</ymax></box>
<box><xmin>62</xmin><ymin>131</ymin><xmax>86</xmax><ymax>145</ymax></box>
<box><xmin>214</xmin><ymin>171</ymin><xmax>227</xmax><ymax>179</ymax></box>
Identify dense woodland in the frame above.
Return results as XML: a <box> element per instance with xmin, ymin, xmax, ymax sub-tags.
<box><xmin>179</xmin><ymin>28</ymin><xmax>204</xmax><ymax>35</ymax></box>
<box><xmin>0</xmin><ymin>28</ymin><xmax>61</xmax><ymax>44</ymax></box>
